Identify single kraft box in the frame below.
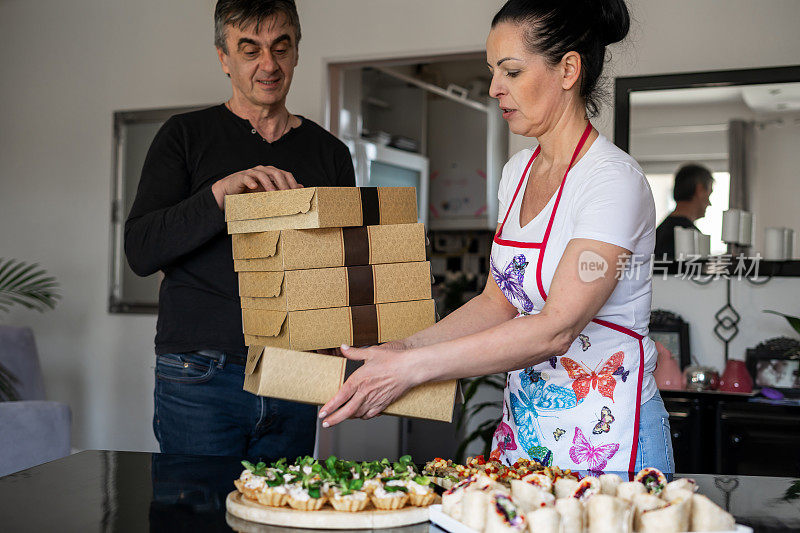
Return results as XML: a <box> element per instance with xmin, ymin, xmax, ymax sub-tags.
<box><xmin>243</xmin><ymin>345</ymin><xmax>458</xmax><ymax>422</ymax></box>
<box><xmin>242</xmin><ymin>299</ymin><xmax>436</xmax><ymax>351</ymax></box>
<box><xmin>232</xmin><ymin>223</ymin><xmax>426</xmax><ymax>272</ymax></box>
<box><xmin>225</xmin><ymin>187</ymin><xmax>418</xmax><ymax>234</ymax></box>
<box><xmin>239</xmin><ymin>261</ymin><xmax>432</xmax><ymax>312</ymax></box>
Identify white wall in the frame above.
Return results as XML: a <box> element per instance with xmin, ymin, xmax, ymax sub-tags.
<box><xmin>2</xmin><ymin>0</ymin><xmax>800</xmax><ymax>452</ymax></box>
<box><xmin>749</xmin><ymin>116</ymin><xmax>800</xmax><ymax>257</ymax></box>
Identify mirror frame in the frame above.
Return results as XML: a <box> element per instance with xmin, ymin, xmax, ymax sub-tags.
<box><xmin>109</xmin><ymin>104</ymin><xmax>211</xmax><ymax>314</ymax></box>
<box><xmin>614</xmin><ymin>65</ymin><xmax>800</xmax><ymax>151</ymax></box>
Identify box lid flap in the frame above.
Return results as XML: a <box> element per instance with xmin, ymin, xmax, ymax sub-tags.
<box><xmin>239</xmin><ymin>271</ymin><xmax>285</xmax><ymax>298</ymax></box>
<box><xmin>242</xmin><ymin>310</ymin><xmax>288</xmax><ymax>337</ymax></box>
<box><xmin>245</xmin><ymin>345</ymin><xmax>265</xmax><ymax>375</ymax></box>
<box><xmin>225</xmin><ymin>188</ymin><xmax>316</xmax><ymax>222</ymax></box>
<box><xmin>232</xmin><ymin>231</ymin><xmax>280</xmax><ymax>260</ymax></box>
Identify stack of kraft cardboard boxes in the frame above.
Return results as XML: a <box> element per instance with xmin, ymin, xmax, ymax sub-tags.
<box><xmin>225</xmin><ymin>186</ymin><xmax>457</xmax><ymax>422</ymax></box>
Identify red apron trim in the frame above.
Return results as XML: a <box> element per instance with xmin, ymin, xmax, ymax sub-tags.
<box><xmin>493</xmin><ymin>122</ymin><xmax>645</xmax><ymax>471</ymax></box>
<box><xmin>496</xmin><ymin>147</ymin><xmax>539</xmax><ymax>233</ymax></box>
<box><xmin>592</xmin><ymin>318</ymin><xmax>644</xmax><ymax>340</ymax></box>
<box><xmin>628</xmin><ymin>337</ymin><xmax>645</xmax><ymax>473</ymax></box>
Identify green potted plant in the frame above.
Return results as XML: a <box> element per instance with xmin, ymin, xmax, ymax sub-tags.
<box><xmin>0</xmin><ymin>258</ymin><xmax>60</xmax><ymax>401</ymax></box>
<box><xmin>454</xmin><ymin>373</ymin><xmax>505</xmax><ymax>463</ymax></box>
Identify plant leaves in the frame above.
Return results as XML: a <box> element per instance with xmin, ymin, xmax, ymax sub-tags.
<box><xmin>764</xmin><ymin>310</ymin><xmax>800</xmax><ymax>336</ymax></box>
<box><xmin>0</xmin><ymin>258</ymin><xmax>60</xmax><ymax>315</ymax></box>
<box><xmin>0</xmin><ymin>364</ymin><xmax>21</xmax><ymax>401</ymax></box>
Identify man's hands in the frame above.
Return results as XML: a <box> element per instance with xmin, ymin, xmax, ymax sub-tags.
<box><xmin>211</xmin><ymin>165</ymin><xmax>302</xmax><ymax>209</ymax></box>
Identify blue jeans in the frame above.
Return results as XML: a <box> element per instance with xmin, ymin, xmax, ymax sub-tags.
<box><xmin>153</xmin><ymin>350</ymin><xmax>317</xmax><ymax>458</ymax></box>
<box><xmin>634</xmin><ymin>390</ymin><xmax>676</xmax><ymax>473</ymax></box>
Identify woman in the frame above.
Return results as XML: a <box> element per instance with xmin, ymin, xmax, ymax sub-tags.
<box><xmin>321</xmin><ymin>0</ymin><xmax>674</xmax><ymax>473</ymax></box>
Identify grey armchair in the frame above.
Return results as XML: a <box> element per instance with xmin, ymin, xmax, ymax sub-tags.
<box><xmin>0</xmin><ymin>325</ymin><xmax>71</xmax><ymax>477</ymax></box>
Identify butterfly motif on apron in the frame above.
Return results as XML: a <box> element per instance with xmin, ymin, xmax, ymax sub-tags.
<box><xmin>489</xmin><ymin>123</ymin><xmax>646</xmax><ymax>473</ymax></box>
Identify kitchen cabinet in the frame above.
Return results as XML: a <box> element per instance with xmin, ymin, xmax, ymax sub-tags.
<box><xmin>716</xmin><ymin>400</ymin><xmax>800</xmax><ymax>476</ymax></box>
<box><xmin>330</xmin><ymin>57</ymin><xmax>507</xmax><ymax>232</ymax></box>
<box><xmin>662</xmin><ymin>390</ymin><xmax>800</xmax><ymax>476</ymax></box>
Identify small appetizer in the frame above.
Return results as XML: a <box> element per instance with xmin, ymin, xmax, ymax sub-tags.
<box><xmin>460</xmin><ymin>488</ymin><xmax>492</xmax><ymax>531</ymax></box>
<box><xmin>521</xmin><ymin>472</ymin><xmax>554</xmax><ymax>492</ymax></box>
<box><xmin>571</xmin><ymin>476</ymin><xmax>601</xmax><ymax>502</ymax></box>
<box><xmin>640</xmin><ymin>495</ymin><xmax>692</xmax><ymax>533</ymax></box>
<box><xmin>528</xmin><ymin>507</ymin><xmax>561</xmax><ymax>533</ymax></box>
<box><xmin>690</xmin><ymin>494</ymin><xmax>736</xmax><ymax>531</ymax></box>
<box><xmin>405</xmin><ymin>475</ymin><xmax>436</xmax><ymax>507</ymax></box>
<box><xmin>370</xmin><ymin>479</ymin><xmax>409</xmax><ymax>510</ymax></box>
<box><xmin>442</xmin><ymin>476</ymin><xmax>477</xmax><ymax>518</ymax></box>
<box><xmin>585</xmin><ymin>494</ymin><xmax>634</xmax><ymax>533</ymax></box>
<box><xmin>485</xmin><ymin>493</ymin><xmax>527</xmax><ymax>533</ymax></box>
<box><xmin>327</xmin><ymin>476</ymin><xmax>368</xmax><ymax>513</ymax></box>
<box><xmin>598</xmin><ymin>473</ymin><xmax>622</xmax><ymax>495</ymax></box>
<box><xmin>632</xmin><ymin>493</ymin><xmax>668</xmax><ymax>531</ymax></box>
<box><xmin>554</xmin><ymin>477</ymin><xmax>580</xmax><ymax>499</ymax></box>
<box><xmin>617</xmin><ymin>481</ymin><xmax>648</xmax><ymax>501</ymax></box>
<box><xmin>234</xmin><ymin>461</ymin><xmax>269</xmax><ymax>501</ymax></box>
<box><xmin>662</xmin><ymin>478</ymin><xmax>697</xmax><ymax>501</ymax></box>
<box><xmin>635</xmin><ymin>467</ymin><xmax>668</xmax><ymax>495</ymax></box>
<box><xmin>555</xmin><ymin>497</ymin><xmax>585</xmax><ymax>533</ymax></box>
<box><xmin>509</xmin><ymin>479</ymin><xmax>554</xmax><ymax>512</ymax></box>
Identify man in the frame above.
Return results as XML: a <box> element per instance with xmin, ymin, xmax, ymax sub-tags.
<box><xmin>125</xmin><ymin>0</ymin><xmax>355</xmax><ymax>457</ymax></box>
<box><xmin>654</xmin><ymin>163</ymin><xmax>713</xmax><ymax>258</ymax></box>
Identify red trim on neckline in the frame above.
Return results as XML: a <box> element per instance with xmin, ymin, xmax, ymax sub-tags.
<box><xmin>493</xmin><ymin>123</ymin><xmax>592</xmax><ymax>250</ymax></box>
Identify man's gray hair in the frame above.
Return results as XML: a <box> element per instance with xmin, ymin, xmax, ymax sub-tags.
<box><xmin>214</xmin><ymin>0</ymin><xmax>301</xmax><ymax>53</ymax></box>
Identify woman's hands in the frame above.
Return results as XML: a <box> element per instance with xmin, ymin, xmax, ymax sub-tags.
<box><xmin>318</xmin><ymin>342</ymin><xmax>420</xmax><ymax>428</ymax></box>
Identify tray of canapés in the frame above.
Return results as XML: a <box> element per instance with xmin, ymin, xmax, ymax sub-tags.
<box><xmin>226</xmin><ymin>454</ymin><xmax>438</xmax><ymax>529</ymax></box>
<box><xmin>422</xmin><ymin>457</ymin><xmax>751</xmax><ymax>533</ymax></box>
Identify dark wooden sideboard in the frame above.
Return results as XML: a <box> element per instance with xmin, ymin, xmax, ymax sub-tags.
<box><xmin>662</xmin><ymin>390</ymin><xmax>800</xmax><ymax>476</ymax></box>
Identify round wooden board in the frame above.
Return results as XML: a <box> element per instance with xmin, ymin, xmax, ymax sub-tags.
<box><xmin>225</xmin><ymin>491</ymin><xmax>436</xmax><ymax>530</ymax></box>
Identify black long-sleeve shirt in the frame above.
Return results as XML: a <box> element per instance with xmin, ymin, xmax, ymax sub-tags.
<box><xmin>125</xmin><ymin>104</ymin><xmax>355</xmax><ymax>355</ymax></box>
<box><xmin>654</xmin><ymin>215</ymin><xmax>698</xmax><ymax>259</ymax></box>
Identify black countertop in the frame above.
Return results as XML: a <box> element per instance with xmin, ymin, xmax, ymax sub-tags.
<box><xmin>0</xmin><ymin>451</ymin><xmax>798</xmax><ymax>532</ymax></box>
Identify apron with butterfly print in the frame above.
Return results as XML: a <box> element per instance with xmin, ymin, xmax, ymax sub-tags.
<box><xmin>489</xmin><ymin>123</ymin><xmax>645</xmax><ymax>473</ymax></box>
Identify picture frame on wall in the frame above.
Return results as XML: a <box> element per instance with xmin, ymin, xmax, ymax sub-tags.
<box><xmin>650</xmin><ymin>309</ymin><xmax>692</xmax><ymax>369</ymax></box>
<box><xmin>745</xmin><ymin>337</ymin><xmax>800</xmax><ymax>394</ymax></box>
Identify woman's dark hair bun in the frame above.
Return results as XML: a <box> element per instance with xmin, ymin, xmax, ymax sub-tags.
<box><xmin>491</xmin><ymin>0</ymin><xmax>631</xmax><ymax>117</ymax></box>
<box><xmin>594</xmin><ymin>0</ymin><xmax>630</xmax><ymax>46</ymax></box>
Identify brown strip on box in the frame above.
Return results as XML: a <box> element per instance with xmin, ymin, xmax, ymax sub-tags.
<box><xmin>225</xmin><ymin>187</ymin><xmax>418</xmax><ymax>234</ymax></box>
<box><xmin>232</xmin><ymin>223</ymin><xmax>426</xmax><ymax>271</ymax></box>
<box><xmin>239</xmin><ymin>261</ymin><xmax>431</xmax><ymax>311</ymax></box>
<box><xmin>243</xmin><ymin>345</ymin><xmax>457</xmax><ymax>422</ymax></box>
<box><xmin>242</xmin><ymin>299</ymin><xmax>436</xmax><ymax>351</ymax></box>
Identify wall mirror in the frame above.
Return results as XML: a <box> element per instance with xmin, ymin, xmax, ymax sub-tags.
<box><xmin>615</xmin><ymin>66</ymin><xmax>800</xmax><ymax>257</ymax></box>
<box><xmin>109</xmin><ymin>105</ymin><xmax>209</xmax><ymax>314</ymax></box>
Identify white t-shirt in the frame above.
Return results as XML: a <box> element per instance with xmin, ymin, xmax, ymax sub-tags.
<box><xmin>496</xmin><ymin>133</ymin><xmax>658</xmax><ymax>404</ymax></box>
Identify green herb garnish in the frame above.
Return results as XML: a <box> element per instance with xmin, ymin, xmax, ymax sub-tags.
<box><xmin>241</xmin><ymin>460</ymin><xmax>268</xmax><ymax>477</ymax></box>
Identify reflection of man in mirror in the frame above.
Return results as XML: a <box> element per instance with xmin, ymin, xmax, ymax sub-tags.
<box><xmin>654</xmin><ymin>164</ymin><xmax>714</xmax><ymax>258</ymax></box>
<box><xmin>125</xmin><ymin>0</ymin><xmax>354</xmax><ymax>457</ymax></box>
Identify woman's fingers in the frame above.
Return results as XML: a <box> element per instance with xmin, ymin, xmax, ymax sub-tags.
<box><xmin>322</xmin><ymin>391</ymin><xmax>365</xmax><ymax>427</ymax></box>
<box><xmin>319</xmin><ymin>377</ymin><xmax>356</xmax><ymax>421</ymax></box>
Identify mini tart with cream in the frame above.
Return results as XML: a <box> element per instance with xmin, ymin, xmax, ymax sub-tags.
<box><xmin>405</xmin><ymin>475</ymin><xmax>436</xmax><ymax>507</ymax></box>
<box><xmin>255</xmin><ymin>482</ymin><xmax>289</xmax><ymax>507</ymax></box>
<box><xmin>370</xmin><ymin>480</ymin><xmax>409</xmax><ymax>510</ymax></box>
<box><xmin>287</xmin><ymin>482</ymin><xmax>328</xmax><ymax>511</ymax></box>
<box><xmin>235</xmin><ymin>462</ymin><xmax>270</xmax><ymax>501</ymax></box>
<box><xmin>328</xmin><ymin>488</ymin><xmax>369</xmax><ymax>512</ymax></box>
